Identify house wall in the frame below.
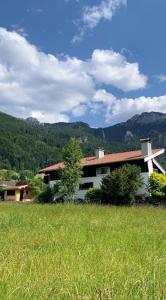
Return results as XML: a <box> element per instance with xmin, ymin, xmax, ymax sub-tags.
<box><xmin>49</xmin><ymin>172</ymin><xmax>150</xmax><ymax>199</ymax></box>
<box><xmin>3</xmin><ymin>188</ymin><xmax>32</xmax><ymax>202</ymax></box>
<box><xmin>23</xmin><ymin>189</ymin><xmax>32</xmax><ymax>200</ymax></box>
<box><xmin>48</xmin><ymin>158</ymin><xmax>162</xmax><ymax>200</ymax></box>
<box><xmin>137</xmin><ymin>172</ymin><xmax>149</xmax><ymax>196</ymax></box>
<box><xmin>76</xmin><ymin>175</ymin><xmax>105</xmax><ymax>199</ymax></box>
<box><xmin>4</xmin><ymin>190</ymin><xmax>20</xmax><ymax>201</ymax></box>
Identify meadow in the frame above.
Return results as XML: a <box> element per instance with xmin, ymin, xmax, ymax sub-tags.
<box><xmin>0</xmin><ymin>204</ymin><xmax>166</xmax><ymax>300</ymax></box>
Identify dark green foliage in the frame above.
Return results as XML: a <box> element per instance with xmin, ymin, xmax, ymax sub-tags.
<box><xmin>101</xmin><ymin>164</ymin><xmax>143</xmax><ymax>205</ymax></box>
<box><xmin>162</xmin><ymin>185</ymin><xmax>166</xmax><ymax>202</ymax></box>
<box><xmin>28</xmin><ymin>175</ymin><xmax>46</xmax><ymax>199</ymax></box>
<box><xmin>19</xmin><ymin>170</ymin><xmax>35</xmax><ymax>180</ymax></box>
<box><xmin>60</xmin><ymin>138</ymin><xmax>83</xmax><ymax>202</ymax></box>
<box><xmin>38</xmin><ymin>187</ymin><xmax>53</xmax><ymax>203</ymax></box>
<box><xmin>51</xmin><ymin>181</ymin><xmax>68</xmax><ymax>203</ymax></box>
<box><xmin>85</xmin><ymin>188</ymin><xmax>102</xmax><ymax>204</ymax></box>
<box><xmin>0</xmin><ymin>111</ymin><xmax>166</xmax><ymax>172</ymax></box>
<box><xmin>0</xmin><ymin>112</ymin><xmax>111</xmax><ymax>171</ymax></box>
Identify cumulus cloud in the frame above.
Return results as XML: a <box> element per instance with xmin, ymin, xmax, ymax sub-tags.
<box><xmin>72</xmin><ymin>0</ymin><xmax>127</xmax><ymax>43</ymax></box>
<box><xmin>97</xmin><ymin>90</ymin><xmax>166</xmax><ymax>124</ymax></box>
<box><xmin>0</xmin><ymin>27</ymin><xmax>147</xmax><ymax>123</ymax></box>
<box><xmin>0</xmin><ymin>27</ymin><xmax>94</xmax><ymax>122</ymax></box>
<box><xmin>87</xmin><ymin>49</ymin><xmax>147</xmax><ymax>91</ymax></box>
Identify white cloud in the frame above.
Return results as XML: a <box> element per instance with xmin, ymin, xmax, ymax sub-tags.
<box><xmin>0</xmin><ymin>27</ymin><xmax>149</xmax><ymax>124</ymax></box>
<box><xmin>157</xmin><ymin>74</ymin><xmax>166</xmax><ymax>82</ymax></box>
<box><xmin>72</xmin><ymin>0</ymin><xmax>127</xmax><ymax>42</ymax></box>
<box><xmin>31</xmin><ymin>111</ymin><xmax>69</xmax><ymax>123</ymax></box>
<box><xmin>96</xmin><ymin>90</ymin><xmax>166</xmax><ymax>124</ymax></box>
<box><xmin>0</xmin><ymin>27</ymin><xmax>94</xmax><ymax>122</ymax></box>
<box><xmin>72</xmin><ymin>104</ymin><xmax>87</xmax><ymax>117</ymax></box>
<box><xmin>11</xmin><ymin>25</ymin><xmax>28</xmax><ymax>37</ymax></box>
<box><xmin>83</xmin><ymin>0</ymin><xmax>127</xmax><ymax>29</ymax></box>
<box><xmin>87</xmin><ymin>49</ymin><xmax>147</xmax><ymax>91</ymax></box>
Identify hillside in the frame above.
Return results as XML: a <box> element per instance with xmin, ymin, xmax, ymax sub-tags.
<box><xmin>0</xmin><ymin>112</ymin><xmax>112</xmax><ymax>171</ymax></box>
<box><xmin>0</xmin><ymin>111</ymin><xmax>166</xmax><ymax>171</ymax></box>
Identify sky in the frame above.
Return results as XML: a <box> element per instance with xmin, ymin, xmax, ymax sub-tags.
<box><xmin>0</xmin><ymin>0</ymin><xmax>166</xmax><ymax>127</ymax></box>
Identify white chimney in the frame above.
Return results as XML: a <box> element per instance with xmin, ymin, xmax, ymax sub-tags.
<box><xmin>95</xmin><ymin>147</ymin><xmax>104</xmax><ymax>159</ymax></box>
<box><xmin>140</xmin><ymin>138</ymin><xmax>152</xmax><ymax>156</ymax></box>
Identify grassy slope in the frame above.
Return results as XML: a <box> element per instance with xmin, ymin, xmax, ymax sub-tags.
<box><xmin>0</xmin><ymin>204</ymin><xmax>166</xmax><ymax>299</ymax></box>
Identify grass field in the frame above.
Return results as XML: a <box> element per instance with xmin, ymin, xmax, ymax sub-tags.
<box><xmin>0</xmin><ymin>204</ymin><xmax>166</xmax><ymax>300</ymax></box>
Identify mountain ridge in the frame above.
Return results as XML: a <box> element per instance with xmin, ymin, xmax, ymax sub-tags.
<box><xmin>0</xmin><ymin>111</ymin><xmax>165</xmax><ymax>170</ymax></box>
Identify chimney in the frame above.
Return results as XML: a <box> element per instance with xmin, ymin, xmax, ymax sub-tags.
<box><xmin>95</xmin><ymin>147</ymin><xmax>104</xmax><ymax>159</ymax></box>
<box><xmin>140</xmin><ymin>138</ymin><xmax>152</xmax><ymax>156</ymax></box>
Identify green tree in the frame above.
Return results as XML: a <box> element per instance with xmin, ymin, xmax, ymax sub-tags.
<box><xmin>101</xmin><ymin>164</ymin><xmax>143</xmax><ymax>205</ymax></box>
<box><xmin>59</xmin><ymin>138</ymin><xmax>83</xmax><ymax>202</ymax></box>
<box><xmin>0</xmin><ymin>169</ymin><xmax>19</xmax><ymax>181</ymax></box>
<box><xmin>19</xmin><ymin>170</ymin><xmax>35</xmax><ymax>181</ymax></box>
<box><xmin>28</xmin><ymin>174</ymin><xmax>46</xmax><ymax>200</ymax></box>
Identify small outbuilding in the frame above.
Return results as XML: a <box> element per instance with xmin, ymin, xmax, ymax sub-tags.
<box><xmin>0</xmin><ymin>181</ymin><xmax>32</xmax><ymax>202</ymax></box>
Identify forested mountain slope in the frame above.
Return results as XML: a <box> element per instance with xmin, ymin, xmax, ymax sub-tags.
<box><xmin>0</xmin><ymin>111</ymin><xmax>165</xmax><ymax>170</ymax></box>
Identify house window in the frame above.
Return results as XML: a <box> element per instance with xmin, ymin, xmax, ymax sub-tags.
<box><xmin>96</xmin><ymin>167</ymin><xmax>110</xmax><ymax>176</ymax></box>
<box><xmin>79</xmin><ymin>182</ymin><xmax>93</xmax><ymax>190</ymax></box>
<box><xmin>7</xmin><ymin>190</ymin><xmax>15</xmax><ymax>196</ymax></box>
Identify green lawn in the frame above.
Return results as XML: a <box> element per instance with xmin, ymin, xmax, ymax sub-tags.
<box><xmin>0</xmin><ymin>204</ymin><xmax>166</xmax><ymax>300</ymax></box>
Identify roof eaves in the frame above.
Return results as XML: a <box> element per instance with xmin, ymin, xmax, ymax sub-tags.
<box><xmin>144</xmin><ymin>149</ymin><xmax>165</xmax><ymax>162</ymax></box>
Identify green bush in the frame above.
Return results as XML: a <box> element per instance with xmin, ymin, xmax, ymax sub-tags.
<box><xmin>52</xmin><ymin>182</ymin><xmax>67</xmax><ymax>203</ymax></box>
<box><xmin>85</xmin><ymin>188</ymin><xmax>102</xmax><ymax>204</ymax></box>
<box><xmin>101</xmin><ymin>164</ymin><xmax>143</xmax><ymax>205</ymax></box>
<box><xmin>38</xmin><ymin>187</ymin><xmax>54</xmax><ymax>203</ymax></box>
<box><xmin>28</xmin><ymin>175</ymin><xmax>46</xmax><ymax>200</ymax></box>
<box><xmin>149</xmin><ymin>173</ymin><xmax>166</xmax><ymax>203</ymax></box>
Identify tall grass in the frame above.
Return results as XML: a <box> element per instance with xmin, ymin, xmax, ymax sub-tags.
<box><xmin>0</xmin><ymin>204</ymin><xmax>165</xmax><ymax>299</ymax></box>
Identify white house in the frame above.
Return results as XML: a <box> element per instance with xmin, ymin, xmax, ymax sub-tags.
<box><xmin>39</xmin><ymin>139</ymin><xmax>165</xmax><ymax>199</ymax></box>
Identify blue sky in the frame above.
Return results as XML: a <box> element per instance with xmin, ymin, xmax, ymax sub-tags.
<box><xmin>0</xmin><ymin>0</ymin><xmax>166</xmax><ymax>127</ymax></box>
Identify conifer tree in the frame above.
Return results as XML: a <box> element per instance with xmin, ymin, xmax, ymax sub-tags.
<box><xmin>60</xmin><ymin>138</ymin><xmax>83</xmax><ymax>202</ymax></box>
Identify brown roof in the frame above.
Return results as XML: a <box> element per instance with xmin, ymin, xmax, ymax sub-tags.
<box><xmin>39</xmin><ymin>148</ymin><xmax>162</xmax><ymax>173</ymax></box>
<box><xmin>4</xmin><ymin>185</ymin><xmax>29</xmax><ymax>191</ymax></box>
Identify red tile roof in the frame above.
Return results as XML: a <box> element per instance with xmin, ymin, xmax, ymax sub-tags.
<box><xmin>39</xmin><ymin>149</ymin><xmax>162</xmax><ymax>173</ymax></box>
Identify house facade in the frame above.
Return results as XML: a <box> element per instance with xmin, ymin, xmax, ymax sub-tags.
<box><xmin>0</xmin><ymin>181</ymin><xmax>32</xmax><ymax>202</ymax></box>
<box><xmin>39</xmin><ymin>139</ymin><xmax>165</xmax><ymax>199</ymax></box>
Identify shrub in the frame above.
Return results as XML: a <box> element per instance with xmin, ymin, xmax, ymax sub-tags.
<box><xmin>149</xmin><ymin>173</ymin><xmax>166</xmax><ymax>203</ymax></box>
<box><xmin>52</xmin><ymin>182</ymin><xmax>67</xmax><ymax>203</ymax></box>
<box><xmin>28</xmin><ymin>175</ymin><xmax>46</xmax><ymax>200</ymax></box>
<box><xmin>162</xmin><ymin>185</ymin><xmax>166</xmax><ymax>202</ymax></box>
<box><xmin>101</xmin><ymin>164</ymin><xmax>143</xmax><ymax>205</ymax></box>
<box><xmin>38</xmin><ymin>187</ymin><xmax>54</xmax><ymax>203</ymax></box>
<box><xmin>85</xmin><ymin>188</ymin><xmax>102</xmax><ymax>204</ymax></box>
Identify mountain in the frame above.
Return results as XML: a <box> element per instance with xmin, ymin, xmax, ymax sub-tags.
<box><xmin>0</xmin><ymin>111</ymin><xmax>165</xmax><ymax>171</ymax></box>
<box><xmin>102</xmin><ymin>112</ymin><xmax>166</xmax><ymax>147</ymax></box>
<box><xmin>25</xmin><ymin>117</ymin><xmax>40</xmax><ymax>125</ymax></box>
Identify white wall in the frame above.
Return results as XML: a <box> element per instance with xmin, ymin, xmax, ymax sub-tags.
<box><xmin>137</xmin><ymin>172</ymin><xmax>149</xmax><ymax>196</ymax></box>
<box><xmin>49</xmin><ymin>164</ymin><xmax>153</xmax><ymax>199</ymax></box>
<box><xmin>49</xmin><ymin>175</ymin><xmax>105</xmax><ymax>199</ymax></box>
<box><xmin>75</xmin><ymin>175</ymin><xmax>105</xmax><ymax>199</ymax></box>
